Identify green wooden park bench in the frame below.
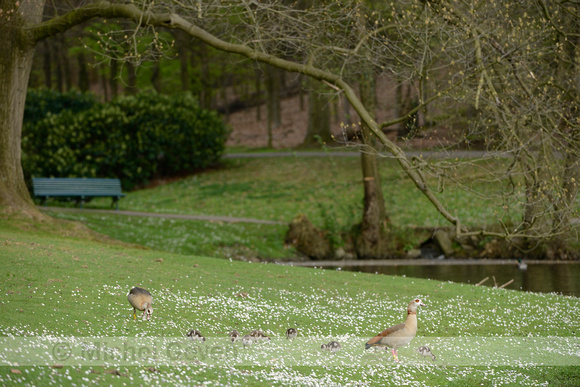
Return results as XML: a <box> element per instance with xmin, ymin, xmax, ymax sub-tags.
<box><xmin>32</xmin><ymin>177</ymin><xmax>125</xmax><ymax>210</ymax></box>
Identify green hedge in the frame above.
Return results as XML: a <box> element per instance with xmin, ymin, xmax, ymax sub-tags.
<box><xmin>22</xmin><ymin>90</ymin><xmax>230</xmax><ymax>190</ymax></box>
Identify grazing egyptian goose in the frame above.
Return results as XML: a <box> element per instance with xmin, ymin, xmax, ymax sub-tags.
<box><xmin>250</xmin><ymin>330</ymin><xmax>264</xmax><ymax>338</ymax></box>
<box><xmin>250</xmin><ymin>330</ymin><xmax>270</xmax><ymax>341</ymax></box>
<box><xmin>417</xmin><ymin>345</ymin><xmax>436</xmax><ymax>360</ymax></box>
<box><xmin>321</xmin><ymin>341</ymin><xmax>341</xmax><ymax>352</ymax></box>
<box><xmin>229</xmin><ymin>329</ymin><xmax>240</xmax><ymax>343</ymax></box>
<box><xmin>328</xmin><ymin>341</ymin><xmax>341</xmax><ymax>352</ymax></box>
<box><xmin>187</xmin><ymin>329</ymin><xmax>206</xmax><ymax>342</ymax></box>
<box><xmin>127</xmin><ymin>287</ymin><xmax>153</xmax><ymax>321</ymax></box>
<box><xmin>241</xmin><ymin>335</ymin><xmax>253</xmax><ymax>347</ymax></box>
<box><xmin>365</xmin><ymin>298</ymin><xmax>426</xmax><ymax>362</ymax></box>
<box><xmin>286</xmin><ymin>328</ymin><xmax>298</xmax><ymax>340</ymax></box>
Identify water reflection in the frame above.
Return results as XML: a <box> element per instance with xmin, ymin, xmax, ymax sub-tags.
<box><xmin>329</xmin><ymin>264</ymin><xmax>580</xmax><ymax>297</ymax></box>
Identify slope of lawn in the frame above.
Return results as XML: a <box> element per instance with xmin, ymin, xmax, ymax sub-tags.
<box><xmin>0</xmin><ymin>218</ymin><xmax>578</xmax><ymax>386</ymax></box>
<box><xmin>42</xmin><ymin>154</ymin><xmax>525</xmax><ymax>260</ymax></box>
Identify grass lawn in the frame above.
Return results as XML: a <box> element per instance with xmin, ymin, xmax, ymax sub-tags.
<box><xmin>41</xmin><ymin>155</ymin><xmax>522</xmax><ymax>260</ymax></box>
<box><xmin>0</xmin><ymin>216</ymin><xmax>579</xmax><ymax>385</ymax></box>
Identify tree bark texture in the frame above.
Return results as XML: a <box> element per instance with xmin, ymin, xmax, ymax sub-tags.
<box><xmin>265</xmin><ymin>64</ymin><xmax>281</xmax><ymax>148</ymax></box>
<box><xmin>355</xmin><ymin>70</ymin><xmax>391</xmax><ymax>258</ymax></box>
<box><xmin>301</xmin><ymin>79</ymin><xmax>332</xmax><ymax>148</ymax></box>
<box><xmin>0</xmin><ymin>0</ymin><xmax>46</xmax><ymax>216</ymax></box>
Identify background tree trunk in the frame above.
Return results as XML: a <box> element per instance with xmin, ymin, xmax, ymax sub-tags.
<box><xmin>109</xmin><ymin>59</ymin><xmax>119</xmax><ymax>99</ymax></box>
<box><xmin>42</xmin><ymin>40</ymin><xmax>52</xmax><ymax>89</ymax></box>
<box><xmin>78</xmin><ymin>51</ymin><xmax>89</xmax><ymax>92</ymax></box>
<box><xmin>355</xmin><ymin>71</ymin><xmax>391</xmax><ymax>258</ymax></box>
<box><xmin>126</xmin><ymin>62</ymin><xmax>138</xmax><ymax>94</ymax></box>
<box><xmin>301</xmin><ymin>79</ymin><xmax>332</xmax><ymax>148</ymax></box>
<box><xmin>265</xmin><ymin>64</ymin><xmax>281</xmax><ymax>148</ymax></box>
<box><xmin>151</xmin><ymin>60</ymin><xmax>162</xmax><ymax>93</ymax></box>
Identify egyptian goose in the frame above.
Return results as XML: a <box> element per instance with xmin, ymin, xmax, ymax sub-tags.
<box><xmin>417</xmin><ymin>345</ymin><xmax>436</xmax><ymax>360</ymax></box>
<box><xmin>127</xmin><ymin>287</ymin><xmax>153</xmax><ymax>321</ymax></box>
<box><xmin>241</xmin><ymin>335</ymin><xmax>253</xmax><ymax>347</ymax></box>
<box><xmin>328</xmin><ymin>341</ymin><xmax>341</xmax><ymax>352</ymax></box>
<box><xmin>250</xmin><ymin>330</ymin><xmax>264</xmax><ymax>338</ymax></box>
<box><xmin>321</xmin><ymin>341</ymin><xmax>341</xmax><ymax>352</ymax></box>
<box><xmin>286</xmin><ymin>328</ymin><xmax>298</xmax><ymax>340</ymax></box>
<box><xmin>365</xmin><ymin>298</ymin><xmax>426</xmax><ymax>362</ymax></box>
<box><xmin>250</xmin><ymin>330</ymin><xmax>271</xmax><ymax>341</ymax></box>
<box><xmin>187</xmin><ymin>329</ymin><xmax>206</xmax><ymax>342</ymax></box>
<box><xmin>229</xmin><ymin>329</ymin><xmax>240</xmax><ymax>343</ymax></box>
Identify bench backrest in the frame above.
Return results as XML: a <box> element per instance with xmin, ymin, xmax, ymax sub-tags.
<box><xmin>32</xmin><ymin>178</ymin><xmax>124</xmax><ymax>197</ymax></box>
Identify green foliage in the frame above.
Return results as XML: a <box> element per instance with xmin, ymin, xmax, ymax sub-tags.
<box><xmin>22</xmin><ymin>90</ymin><xmax>230</xmax><ymax>190</ymax></box>
<box><xmin>23</xmin><ymin>88</ymin><xmax>98</xmax><ymax>125</ymax></box>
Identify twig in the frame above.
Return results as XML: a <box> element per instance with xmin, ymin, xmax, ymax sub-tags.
<box><xmin>475</xmin><ymin>277</ymin><xmax>489</xmax><ymax>286</ymax></box>
<box><xmin>498</xmin><ymin>279</ymin><xmax>514</xmax><ymax>289</ymax></box>
<box><xmin>492</xmin><ymin>276</ymin><xmax>498</xmax><ymax>288</ymax></box>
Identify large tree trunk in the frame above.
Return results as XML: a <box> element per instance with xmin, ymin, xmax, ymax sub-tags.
<box><xmin>0</xmin><ymin>0</ymin><xmax>46</xmax><ymax>217</ymax></box>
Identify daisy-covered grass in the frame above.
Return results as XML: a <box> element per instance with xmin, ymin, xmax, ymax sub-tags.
<box><xmin>40</xmin><ymin>155</ymin><xmax>534</xmax><ymax>260</ymax></box>
<box><xmin>41</xmin><ymin>212</ymin><xmax>294</xmax><ymax>260</ymax></box>
<box><xmin>0</xmin><ymin>221</ymin><xmax>578</xmax><ymax>385</ymax></box>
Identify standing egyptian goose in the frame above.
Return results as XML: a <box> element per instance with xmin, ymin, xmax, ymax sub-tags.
<box><xmin>229</xmin><ymin>329</ymin><xmax>240</xmax><ymax>343</ymax></box>
<box><xmin>365</xmin><ymin>298</ymin><xmax>426</xmax><ymax>362</ymax></box>
<box><xmin>241</xmin><ymin>335</ymin><xmax>253</xmax><ymax>347</ymax></box>
<box><xmin>127</xmin><ymin>287</ymin><xmax>153</xmax><ymax>321</ymax></box>
<box><xmin>286</xmin><ymin>328</ymin><xmax>298</xmax><ymax>340</ymax></box>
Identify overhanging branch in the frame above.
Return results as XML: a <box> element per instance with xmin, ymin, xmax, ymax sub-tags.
<box><xmin>27</xmin><ymin>0</ymin><xmax>466</xmax><ymax>233</ymax></box>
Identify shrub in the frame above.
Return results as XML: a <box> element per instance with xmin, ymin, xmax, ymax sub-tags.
<box><xmin>24</xmin><ymin>88</ymin><xmax>98</xmax><ymax>125</ymax></box>
<box><xmin>22</xmin><ymin>90</ymin><xmax>230</xmax><ymax>190</ymax></box>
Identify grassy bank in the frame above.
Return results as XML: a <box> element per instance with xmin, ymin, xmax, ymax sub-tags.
<box><xmin>1</xmin><ymin>217</ymin><xmax>579</xmax><ymax>385</ymax></box>
<box><xmin>41</xmin><ymin>155</ymin><xmax>520</xmax><ymax>260</ymax></box>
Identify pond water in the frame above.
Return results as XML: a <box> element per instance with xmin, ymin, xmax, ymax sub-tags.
<box><xmin>290</xmin><ymin>260</ymin><xmax>580</xmax><ymax>297</ymax></box>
